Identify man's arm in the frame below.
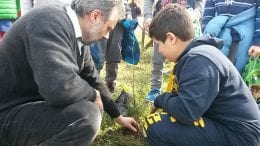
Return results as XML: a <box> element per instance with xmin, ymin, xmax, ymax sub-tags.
<box><xmin>80</xmin><ymin>46</ymin><xmax>138</xmax><ymax>132</ymax></box>
<box><xmin>79</xmin><ymin>45</ymin><xmax>120</xmax><ymax>118</ymax></box>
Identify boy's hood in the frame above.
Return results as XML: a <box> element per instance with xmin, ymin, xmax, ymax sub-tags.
<box><xmin>177</xmin><ymin>35</ymin><xmax>224</xmax><ymax>61</ymax></box>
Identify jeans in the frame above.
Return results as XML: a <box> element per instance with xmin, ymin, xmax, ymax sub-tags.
<box><xmin>144</xmin><ymin>113</ymin><xmax>234</xmax><ymax>146</ymax></box>
<box><xmin>151</xmin><ymin>43</ymin><xmax>166</xmax><ymax>89</ymax></box>
<box><xmin>0</xmin><ymin>99</ymin><xmax>101</xmax><ymax>146</ymax></box>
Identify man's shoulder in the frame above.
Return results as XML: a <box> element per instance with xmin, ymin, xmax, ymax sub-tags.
<box><xmin>26</xmin><ymin>4</ymin><xmax>69</xmax><ymax>27</ymax></box>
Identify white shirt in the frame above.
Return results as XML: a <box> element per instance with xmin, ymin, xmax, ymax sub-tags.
<box><xmin>20</xmin><ymin>0</ymin><xmax>34</xmax><ymax>16</ymax></box>
<box><xmin>65</xmin><ymin>5</ymin><xmax>83</xmax><ymax>55</ymax></box>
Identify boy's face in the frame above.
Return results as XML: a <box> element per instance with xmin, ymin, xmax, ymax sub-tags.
<box><xmin>153</xmin><ymin>33</ymin><xmax>180</xmax><ymax>62</ymax></box>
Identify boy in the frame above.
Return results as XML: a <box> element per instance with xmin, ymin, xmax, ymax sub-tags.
<box><xmin>143</xmin><ymin>4</ymin><xmax>260</xmax><ymax>146</ymax></box>
<box><xmin>143</xmin><ymin>0</ymin><xmax>205</xmax><ymax>101</ymax></box>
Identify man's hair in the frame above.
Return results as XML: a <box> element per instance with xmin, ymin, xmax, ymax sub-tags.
<box><xmin>71</xmin><ymin>0</ymin><xmax>125</xmax><ymax>21</ymax></box>
<box><xmin>149</xmin><ymin>4</ymin><xmax>194</xmax><ymax>42</ymax></box>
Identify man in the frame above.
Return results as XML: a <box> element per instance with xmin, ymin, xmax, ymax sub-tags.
<box><xmin>143</xmin><ymin>4</ymin><xmax>260</xmax><ymax>146</ymax></box>
<box><xmin>143</xmin><ymin>0</ymin><xmax>205</xmax><ymax>102</ymax></box>
<box><xmin>0</xmin><ymin>0</ymin><xmax>137</xmax><ymax>145</ymax></box>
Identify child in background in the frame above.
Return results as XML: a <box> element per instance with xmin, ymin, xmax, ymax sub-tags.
<box><xmin>143</xmin><ymin>0</ymin><xmax>206</xmax><ymax>102</ymax></box>
<box><xmin>202</xmin><ymin>0</ymin><xmax>260</xmax><ymax>73</ymax></box>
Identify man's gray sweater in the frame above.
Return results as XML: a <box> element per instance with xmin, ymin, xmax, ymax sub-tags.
<box><xmin>0</xmin><ymin>3</ymin><xmax>120</xmax><ymax>118</ymax></box>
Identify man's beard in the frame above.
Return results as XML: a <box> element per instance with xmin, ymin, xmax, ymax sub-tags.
<box><xmin>82</xmin><ymin>32</ymin><xmax>96</xmax><ymax>45</ymax></box>
<box><xmin>82</xmin><ymin>23</ymin><xmax>102</xmax><ymax>45</ymax></box>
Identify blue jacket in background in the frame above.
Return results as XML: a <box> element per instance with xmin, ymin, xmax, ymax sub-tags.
<box><xmin>203</xmin><ymin>7</ymin><xmax>256</xmax><ymax>73</ymax></box>
<box><xmin>120</xmin><ymin>19</ymin><xmax>140</xmax><ymax>65</ymax></box>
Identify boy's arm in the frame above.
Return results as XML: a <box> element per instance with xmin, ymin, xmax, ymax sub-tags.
<box><xmin>201</xmin><ymin>0</ymin><xmax>215</xmax><ymax>31</ymax></box>
<box><xmin>154</xmin><ymin>56</ymin><xmax>219</xmax><ymax>125</ymax></box>
<box><xmin>253</xmin><ymin>1</ymin><xmax>260</xmax><ymax>45</ymax></box>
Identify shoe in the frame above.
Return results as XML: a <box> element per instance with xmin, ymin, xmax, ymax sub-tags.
<box><xmin>106</xmin><ymin>82</ymin><xmax>116</xmax><ymax>93</ymax></box>
<box><xmin>145</xmin><ymin>88</ymin><xmax>160</xmax><ymax>102</ymax></box>
<box><xmin>115</xmin><ymin>90</ymin><xmax>132</xmax><ymax>116</ymax></box>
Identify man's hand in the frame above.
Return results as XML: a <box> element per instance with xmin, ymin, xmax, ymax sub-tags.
<box><xmin>144</xmin><ymin>18</ymin><xmax>152</xmax><ymax>31</ymax></box>
<box><xmin>115</xmin><ymin>115</ymin><xmax>138</xmax><ymax>132</ymax></box>
<box><xmin>248</xmin><ymin>45</ymin><xmax>260</xmax><ymax>57</ymax></box>
<box><xmin>94</xmin><ymin>90</ymin><xmax>103</xmax><ymax>112</ymax></box>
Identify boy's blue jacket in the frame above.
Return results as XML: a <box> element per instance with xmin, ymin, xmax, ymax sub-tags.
<box><xmin>154</xmin><ymin>36</ymin><xmax>260</xmax><ymax>145</ymax></box>
<box><xmin>203</xmin><ymin>7</ymin><xmax>256</xmax><ymax>73</ymax></box>
<box><xmin>120</xmin><ymin>19</ymin><xmax>140</xmax><ymax>65</ymax></box>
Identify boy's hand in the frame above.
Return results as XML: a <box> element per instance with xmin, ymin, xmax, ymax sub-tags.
<box><xmin>150</xmin><ymin>103</ymin><xmax>158</xmax><ymax>114</ymax></box>
<box><xmin>115</xmin><ymin>115</ymin><xmax>138</xmax><ymax>132</ymax></box>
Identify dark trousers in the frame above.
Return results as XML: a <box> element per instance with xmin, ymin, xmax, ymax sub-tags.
<box><xmin>143</xmin><ymin>112</ymin><xmax>245</xmax><ymax>146</ymax></box>
<box><xmin>0</xmin><ymin>99</ymin><xmax>101</xmax><ymax>146</ymax></box>
<box><xmin>96</xmin><ymin>23</ymin><xmax>124</xmax><ymax>83</ymax></box>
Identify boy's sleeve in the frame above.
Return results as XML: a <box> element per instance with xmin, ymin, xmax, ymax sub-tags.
<box><xmin>201</xmin><ymin>0</ymin><xmax>215</xmax><ymax>31</ymax></box>
<box><xmin>154</xmin><ymin>56</ymin><xmax>220</xmax><ymax>125</ymax></box>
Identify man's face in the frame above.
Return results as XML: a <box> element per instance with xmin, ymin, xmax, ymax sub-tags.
<box><xmin>81</xmin><ymin>9</ymin><xmax>119</xmax><ymax>44</ymax></box>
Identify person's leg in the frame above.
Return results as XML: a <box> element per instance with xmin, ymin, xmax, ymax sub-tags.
<box><xmin>143</xmin><ymin>113</ymin><xmax>232</xmax><ymax>146</ymax></box>
<box><xmin>105</xmin><ymin>23</ymin><xmax>124</xmax><ymax>92</ymax></box>
<box><xmin>105</xmin><ymin>63</ymin><xmax>118</xmax><ymax>92</ymax></box>
<box><xmin>146</xmin><ymin>43</ymin><xmax>166</xmax><ymax>101</ymax></box>
<box><xmin>0</xmin><ymin>99</ymin><xmax>101</xmax><ymax>146</ymax></box>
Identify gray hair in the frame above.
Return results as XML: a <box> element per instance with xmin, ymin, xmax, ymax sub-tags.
<box><xmin>71</xmin><ymin>0</ymin><xmax>125</xmax><ymax>20</ymax></box>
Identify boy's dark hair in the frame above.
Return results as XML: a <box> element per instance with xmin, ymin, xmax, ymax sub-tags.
<box><xmin>149</xmin><ymin>4</ymin><xmax>194</xmax><ymax>42</ymax></box>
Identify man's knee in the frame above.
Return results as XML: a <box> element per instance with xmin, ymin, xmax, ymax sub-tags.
<box><xmin>39</xmin><ymin>118</ymin><xmax>101</xmax><ymax>146</ymax></box>
<box><xmin>40</xmin><ymin>101</ymin><xmax>102</xmax><ymax>145</ymax></box>
<box><xmin>61</xmin><ymin>100</ymin><xmax>102</xmax><ymax>134</ymax></box>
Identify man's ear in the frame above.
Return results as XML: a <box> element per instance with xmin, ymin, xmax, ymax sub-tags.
<box><xmin>89</xmin><ymin>9</ymin><xmax>102</xmax><ymax>21</ymax></box>
<box><xmin>166</xmin><ymin>32</ymin><xmax>176</xmax><ymax>44</ymax></box>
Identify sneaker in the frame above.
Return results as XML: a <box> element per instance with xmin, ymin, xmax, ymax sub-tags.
<box><xmin>106</xmin><ymin>82</ymin><xmax>116</xmax><ymax>93</ymax></box>
<box><xmin>145</xmin><ymin>88</ymin><xmax>160</xmax><ymax>102</ymax></box>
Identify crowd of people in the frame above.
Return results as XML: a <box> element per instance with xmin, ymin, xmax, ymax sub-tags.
<box><xmin>0</xmin><ymin>0</ymin><xmax>259</xmax><ymax>145</ymax></box>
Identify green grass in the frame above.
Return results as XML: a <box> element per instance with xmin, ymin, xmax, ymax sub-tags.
<box><xmin>93</xmin><ymin>28</ymin><xmax>172</xmax><ymax>146</ymax></box>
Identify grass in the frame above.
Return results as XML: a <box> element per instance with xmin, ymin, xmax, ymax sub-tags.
<box><xmin>93</xmin><ymin>27</ymin><xmax>173</xmax><ymax>146</ymax></box>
